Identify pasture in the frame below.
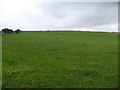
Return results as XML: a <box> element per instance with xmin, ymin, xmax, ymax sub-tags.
<box><xmin>0</xmin><ymin>34</ymin><xmax>2</xmax><ymax>89</ymax></box>
<box><xmin>2</xmin><ymin>31</ymin><xmax>118</xmax><ymax>88</ymax></box>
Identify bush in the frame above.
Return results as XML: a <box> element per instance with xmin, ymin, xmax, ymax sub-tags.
<box><xmin>2</xmin><ymin>28</ymin><xmax>14</xmax><ymax>33</ymax></box>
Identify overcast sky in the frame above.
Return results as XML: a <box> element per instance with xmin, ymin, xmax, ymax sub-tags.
<box><xmin>0</xmin><ymin>0</ymin><xmax>118</xmax><ymax>32</ymax></box>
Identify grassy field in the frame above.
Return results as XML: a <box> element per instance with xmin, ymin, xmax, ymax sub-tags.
<box><xmin>0</xmin><ymin>34</ymin><xmax>2</xmax><ymax>89</ymax></box>
<box><xmin>2</xmin><ymin>31</ymin><xmax>118</xmax><ymax>88</ymax></box>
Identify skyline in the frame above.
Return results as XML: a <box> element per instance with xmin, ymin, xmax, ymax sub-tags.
<box><xmin>0</xmin><ymin>0</ymin><xmax>118</xmax><ymax>32</ymax></box>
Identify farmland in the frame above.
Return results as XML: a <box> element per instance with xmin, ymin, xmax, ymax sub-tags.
<box><xmin>0</xmin><ymin>34</ymin><xmax>2</xmax><ymax>89</ymax></box>
<box><xmin>2</xmin><ymin>31</ymin><xmax>118</xmax><ymax>88</ymax></box>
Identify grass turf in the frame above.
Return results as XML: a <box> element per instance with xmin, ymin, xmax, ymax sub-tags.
<box><xmin>2</xmin><ymin>31</ymin><xmax>118</xmax><ymax>88</ymax></box>
<box><xmin>0</xmin><ymin>34</ymin><xmax>2</xmax><ymax>88</ymax></box>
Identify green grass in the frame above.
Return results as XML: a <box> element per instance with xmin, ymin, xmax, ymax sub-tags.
<box><xmin>0</xmin><ymin>34</ymin><xmax>2</xmax><ymax>89</ymax></box>
<box><xmin>2</xmin><ymin>31</ymin><xmax>118</xmax><ymax>88</ymax></box>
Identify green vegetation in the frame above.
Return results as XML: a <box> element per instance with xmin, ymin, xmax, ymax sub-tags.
<box><xmin>2</xmin><ymin>31</ymin><xmax>118</xmax><ymax>88</ymax></box>
<box><xmin>0</xmin><ymin>34</ymin><xmax>2</xmax><ymax>89</ymax></box>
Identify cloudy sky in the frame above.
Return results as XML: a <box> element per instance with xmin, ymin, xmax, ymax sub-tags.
<box><xmin>0</xmin><ymin>0</ymin><xmax>118</xmax><ymax>32</ymax></box>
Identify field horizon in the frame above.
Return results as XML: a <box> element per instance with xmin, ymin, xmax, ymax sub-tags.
<box><xmin>2</xmin><ymin>31</ymin><xmax>118</xmax><ymax>88</ymax></box>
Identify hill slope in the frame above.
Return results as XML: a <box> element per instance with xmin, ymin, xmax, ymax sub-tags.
<box><xmin>2</xmin><ymin>31</ymin><xmax>118</xmax><ymax>88</ymax></box>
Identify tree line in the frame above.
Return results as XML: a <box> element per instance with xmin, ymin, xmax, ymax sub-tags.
<box><xmin>2</xmin><ymin>28</ymin><xmax>21</xmax><ymax>33</ymax></box>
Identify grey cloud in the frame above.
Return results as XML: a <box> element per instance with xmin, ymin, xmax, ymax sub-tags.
<box><xmin>0</xmin><ymin>1</ymin><xmax>118</xmax><ymax>31</ymax></box>
<box><xmin>35</xmin><ymin>2</ymin><xmax>118</xmax><ymax>29</ymax></box>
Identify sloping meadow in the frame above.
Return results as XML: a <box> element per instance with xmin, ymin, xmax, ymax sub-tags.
<box><xmin>2</xmin><ymin>31</ymin><xmax>118</xmax><ymax>88</ymax></box>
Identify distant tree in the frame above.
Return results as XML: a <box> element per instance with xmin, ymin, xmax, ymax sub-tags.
<box><xmin>15</xmin><ymin>29</ymin><xmax>21</xmax><ymax>33</ymax></box>
<box><xmin>17</xmin><ymin>29</ymin><xmax>21</xmax><ymax>31</ymax></box>
<box><xmin>2</xmin><ymin>28</ymin><xmax>14</xmax><ymax>33</ymax></box>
